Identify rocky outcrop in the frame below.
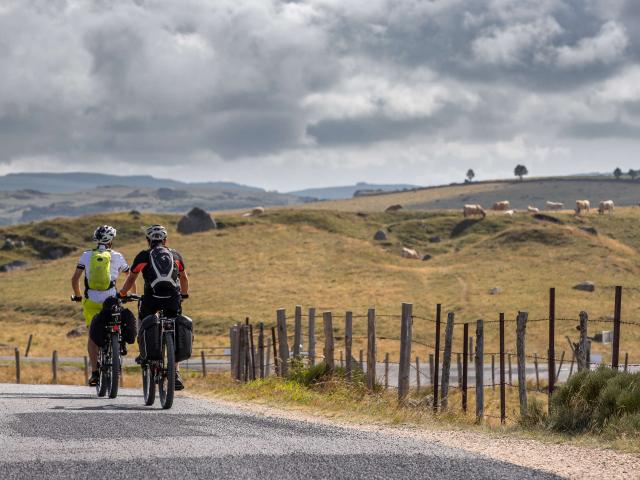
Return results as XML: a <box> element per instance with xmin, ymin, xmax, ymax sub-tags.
<box><xmin>0</xmin><ymin>260</ymin><xmax>28</xmax><ymax>272</ymax></box>
<box><xmin>177</xmin><ymin>207</ymin><xmax>217</xmax><ymax>234</ymax></box>
<box><xmin>573</xmin><ymin>281</ymin><xmax>595</xmax><ymax>292</ymax></box>
<box><xmin>374</xmin><ymin>230</ymin><xmax>387</xmax><ymax>241</ymax></box>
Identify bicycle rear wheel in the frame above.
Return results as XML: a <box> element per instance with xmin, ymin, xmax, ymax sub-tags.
<box><xmin>96</xmin><ymin>347</ymin><xmax>108</xmax><ymax>398</ymax></box>
<box><xmin>159</xmin><ymin>333</ymin><xmax>175</xmax><ymax>410</ymax></box>
<box><xmin>108</xmin><ymin>335</ymin><xmax>120</xmax><ymax>399</ymax></box>
<box><xmin>142</xmin><ymin>363</ymin><xmax>156</xmax><ymax>406</ymax></box>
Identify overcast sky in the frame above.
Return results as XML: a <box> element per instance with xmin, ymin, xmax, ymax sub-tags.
<box><xmin>1</xmin><ymin>0</ymin><xmax>639</xmax><ymax>191</ymax></box>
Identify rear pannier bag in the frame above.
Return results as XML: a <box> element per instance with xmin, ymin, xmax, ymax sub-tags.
<box><xmin>139</xmin><ymin>315</ymin><xmax>162</xmax><ymax>360</ymax></box>
<box><xmin>174</xmin><ymin>315</ymin><xmax>193</xmax><ymax>362</ymax></box>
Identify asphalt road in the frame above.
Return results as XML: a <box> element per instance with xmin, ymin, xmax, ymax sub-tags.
<box><xmin>0</xmin><ymin>383</ymin><xmax>561</xmax><ymax>480</ymax></box>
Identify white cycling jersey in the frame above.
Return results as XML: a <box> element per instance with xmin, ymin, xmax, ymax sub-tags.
<box><xmin>76</xmin><ymin>245</ymin><xmax>129</xmax><ymax>304</ymax></box>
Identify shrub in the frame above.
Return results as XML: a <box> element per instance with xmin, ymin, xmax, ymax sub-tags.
<box><xmin>549</xmin><ymin>367</ymin><xmax>640</xmax><ymax>435</ymax></box>
<box><xmin>519</xmin><ymin>398</ymin><xmax>547</xmax><ymax>428</ymax></box>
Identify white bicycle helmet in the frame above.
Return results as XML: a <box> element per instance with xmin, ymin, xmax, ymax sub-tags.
<box><xmin>93</xmin><ymin>225</ymin><xmax>117</xmax><ymax>244</ymax></box>
<box><xmin>145</xmin><ymin>224</ymin><xmax>168</xmax><ymax>242</ymax></box>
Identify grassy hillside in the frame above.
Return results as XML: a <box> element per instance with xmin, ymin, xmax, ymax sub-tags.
<box><xmin>301</xmin><ymin>178</ymin><xmax>640</xmax><ymax>212</ymax></box>
<box><xmin>2</xmin><ymin>207</ymin><xmax>640</xmax><ymax>365</ymax></box>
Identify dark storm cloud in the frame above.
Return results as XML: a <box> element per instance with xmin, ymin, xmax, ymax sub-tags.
<box><xmin>0</xmin><ymin>0</ymin><xmax>639</xmax><ymax>186</ymax></box>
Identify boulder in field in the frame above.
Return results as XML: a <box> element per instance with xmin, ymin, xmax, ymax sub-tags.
<box><xmin>385</xmin><ymin>204</ymin><xmax>403</xmax><ymax>213</ymax></box>
<box><xmin>429</xmin><ymin>236</ymin><xmax>441</xmax><ymax>243</ymax></box>
<box><xmin>579</xmin><ymin>226</ymin><xmax>597</xmax><ymax>236</ymax></box>
<box><xmin>1</xmin><ymin>238</ymin><xmax>15</xmax><ymax>250</ymax></box>
<box><xmin>67</xmin><ymin>325</ymin><xmax>88</xmax><ymax>338</ymax></box>
<box><xmin>422</xmin><ymin>254</ymin><xmax>432</xmax><ymax>261</ymax></box>
<box><xmin>489</xmin><ymin>287</ymin><xmax>500</xmax><ymax>295</ymax></box>
<box><xmin>39</xmin><ymin>227</ymin><xmax>59</xmax><ymax>238</ymax></box>
<box><xmin>0</xmin><ymin>260</ymin><xmax>28</xmax><ymax>272</ymax></box>
<box><xmin>373</xmin><ymin>230</ymin><xmax>387</xmax><ymax>241</ymax></box>
<box><xmin>573</xmin><ymin>281</ymin><xmax>595</xmax><ymax>292</ymax></box>
<box><xmin>177</xmin><ymin>207</ymin><xmax>217</xmax><ymax>234</ymax></box>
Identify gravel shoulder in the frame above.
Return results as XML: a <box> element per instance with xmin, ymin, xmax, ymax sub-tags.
<box><xmin>190</xmin><ymin>393</ymin><xmax>640</xmax><ymax>480</ymax></box>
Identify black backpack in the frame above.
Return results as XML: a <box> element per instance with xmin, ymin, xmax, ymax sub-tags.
<box><xmin>149</xmin><ymin>246</ymin><xmax>178</xmax><ymax>297</ymax></box>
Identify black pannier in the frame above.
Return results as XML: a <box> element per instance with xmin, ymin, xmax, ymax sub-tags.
<box><xmin>139</xmin><ymin>315</ymin><xmax>162</xmax><ymax>361</ymax></box>
<box><xmin>174</xmin><ymin>315</ymin><xmax>193</xmax><ymax>362</ymax></box>
<box><xmin>89</xmin><ymin>304</ymin><xmax>136</xmax><ymax>346</ymax></box>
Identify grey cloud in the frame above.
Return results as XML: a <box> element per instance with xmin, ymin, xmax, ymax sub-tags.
<box><xmin>0</xmin><ymin>0</ymin><xmax>639</xmax><ymax>188</ymax></box>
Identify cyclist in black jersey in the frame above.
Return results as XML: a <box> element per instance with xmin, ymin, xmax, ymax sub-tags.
<box><xmin>119</xmin><ymin>225</ymin><xmax>190</xmax><ymax>390</ymax></box>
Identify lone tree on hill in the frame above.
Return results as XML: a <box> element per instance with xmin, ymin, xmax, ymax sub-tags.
<box><xmin>629</xmin><ymin>169</ymin><xmax>638</xmax><ymax>180</ymax></box>
<box><xmin>466</xmin><ymin>169</ymin><xmax>475</xmax><ymax>183</ymax></box>
<box><xmin>514</xmin><ymin>164</ymin><xmax>528</xmax><ymax>181</ymax></box>
<box><xmin>614</xmin><ymin>167</ymin><xmax>623</xmax><ymax>179</ymax></box>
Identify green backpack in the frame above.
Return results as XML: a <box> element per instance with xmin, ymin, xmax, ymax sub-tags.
<box><xmin>88</xmin><ymin>250</ymin><xmax>112</xmax><ymax>291</ymax></box>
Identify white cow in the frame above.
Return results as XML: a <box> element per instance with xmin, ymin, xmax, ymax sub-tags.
<box><xmin>401</xmin><ymin>247</ymin><xmax>420</xmax><ymax>259</ymax></box>
<box><xmin>546</xmin><ymin>201</ymin><xmax>564</xmax><ymax>210</ymax></box>
<box><xmin>493</xmin><ymin>200</ymin><xmax>510</xmax><ymax>211</ymax></box>
<box><xmin>598</xmin><ymin>200</ymin><xmax>614</xmax><ymax>215</ymax></box>
<box><xmin>503</xmin><ymin>209</ymin><xmax>515</xmax><ymax>217</ymax></box>
<box><xmin>575</xmin><ymin>200</ymin><xmax>591</xmax><ymax>215</ymax></box>
<box><xmin>463</xmin><ymin>204</ymin><xmax>486</xmax><ymax>218</ymax></box>
<box><xmin>242</xmin><ymin>206</ymin><xmax>266</xmax><ymax>217</ymax></box>
<box><xmin>527</xmin><ymin>206</ymin><xmax>540</xmax><ymax>213</ymax></box>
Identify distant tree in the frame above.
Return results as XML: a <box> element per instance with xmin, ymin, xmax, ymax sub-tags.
<box><xmin>629</xmin><ymin>169</ymin><xmax>638</xmax><ymax>180</ymax></box>
<box><xmin>466</xmin><ymin>169</ymin><xmax>475</xmax><ymax>183</ymax></box>
<box><xmin>514</xmin><ymin>164</ymin><xmax>529</xmax><ymax>181</ymax></box>
<box><xmin>614</xmin><ymin>167</ymin><xmax>623</xmax><ymax>179</ymax></box>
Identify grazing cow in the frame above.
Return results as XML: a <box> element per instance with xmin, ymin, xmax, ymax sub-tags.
<box><xmin>463</xmin><ymin>204</ymin><xmax>486</xmax><ymax>218</ymax></box>
<box><xmin>503</xmin><ymin>209</ymin><xmax>515</xmax><ymax>217</ymax></box>
<box><xmin>493</xmin><ymin>200</ymin><xmax>510</xmax><ymax>211</ymax></box>
<box><xmin>546</xmin><ymin>201</ymin><xmax>564</xmax><ymax>210</ymax></box>
<box><xmin>575</xmin><ymin>200</ymin><xmax>591</xmax><ymax>215</ymax></box>
<box><xmin>598</xmin><ymin>200</ymin><xmax>614</xmax><ymax>215</ymax></box>
<box><xmin>401</xmin><ymin>247</ymin><xmax>420</xmax><ymax>259</ymax></box>
<box><xmin>385</xmin><ymin>204</ymin><xmax>403</xmax><ymax>213</ymax></box>
<box><xmin>527</xmin><ymin>206</ymin><xmax>540</xmax><ymax>213</ymax></box>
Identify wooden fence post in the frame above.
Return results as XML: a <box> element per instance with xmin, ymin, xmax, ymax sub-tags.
<box><xmin>249</xmin><ymin>323</ymin><xmax>256</xmax><ymax>380</ymax></box>
<box><xmin>441</xmin><ymin>312</ymin><xmax>455</xmax><ymax>410</ymax></box>
<box><xmin>266</xmin><ymin>337</ymin><xmax>272</xmax><ymax>377</ymax></box>
<box><xmin>548</xmin><ymin>287</ymin><xmax>556</xmax><ymax>399</ymax></box>
<box><xmin>229</xmin><ymin>326</ymin><xmax>237</xmax><ymax>376</ymax></box>
<box><xmin>475</xmin><ymin>320</ymin><xmax>484</xmax><ymax>423</ymax></box>
<box><xmin>83</xmin><ymin>356</ymin><xmax>89</xmax><ymax>384</ymax></box>
<box><xmin>323</xmin><ymin>312</ymin><xmax>335</xmax><ymax>370</ymax></box>
<box><xmin>508</xmin><ymin>353</ymin><xmax>513</xmax><ymax>385</ymax></box>
<box><xmin>339</xmin><ymin>350</ymin><xmax>344</xmax><ymax>367</ymax></box>
<box><xmin>52</xmin><ymin>350</ymin><xmax>58</xmax><ymax>384</ymax></box>
<box><xmin>415</xmin><ymin>356</ymin><xmax>421</xmax><ymax>394</ymax></box>
<box><xmin>239</xmin><ymin>325</ymin><xmax>247</xmax><ymax>382</ymax></box>
<box><xmin>359</xmin><ymin>349</ymin><xmax>364</xmax><ymax>371</ymax></box>
<box><xmin>258</xmin><ymin>322</ymin><xmax>265</xmax><ymax>379</ymax></box>
<box><xmin>612</xmin><ymin>286</ymin><xmax>622</xmax><ymax>370</ymax></box>
<box><xmin>433</xmin><ymin>304</ymin><xmax>441</xmax><ymax>412</ymax></box>
<box><xmin>462</xmin><ymin>323</ymin><xmax>468</xmax><ymax>412</ymax></box>
<box><xmin>568</xmin><ymin>349</ymin><xmax>575</xmax><ymax>378</ymax></box>
<box><xmin>457</xmin><ymin>353</ymin><xmax>463</xmax><ymax>389</ymax></box>
<box><xmin>14</xmin><ymin>348</ymin><xmax>20</xmax><ymax>384</ymax></box>
<box><xmin>624</xmin><ymin>352</ymin><xmax>629</xmax><ymax>372</ymax></box>
<box><xmin>308</xmin><ymin>308</ymin><xmax>316</xmax><ymax>366</ymax></box>
<box><xmin>517</xmin><ymin>312</ymin><xmax>528</xmax><ymax>417</ymax></box>
<box><xmin>469</xmin><ymin>337</ymin><xmax>474</xmax><ymax>364</ymax></box>
<box><xmin>398</xmin><ymin>303</ymin><xmax>413</xmax><ymax>402</ymax></box>
<box><xmin>555</xmin><ymin>350</ymin><xmax>565</xmax><ymax>382</ymax></box>
<box><xmin>345</xmin><ymin>311</ymin><xmax>353</xmax><ymax>381</ymax></box>
<box><xmin>499</xmin><ymin>313</ymin><xmax>506</xmax><ymax>425</ymax></box>
<box><xmin>367</xmin><ymin>308</ymin><xmax>376</xmax><ymax>390</ymax></box>
<box><xmin>25</xmin><ymin>334</ymin><xmax>33</xmax><ymax>358</ymax></box>
<box><xmin>293</xmin><ymin>305</ymin><xmax>302</xmax><ymax>360</ymax></box>
<box><xmin>271</xmin><ymin>327</ymin><xmax>279</xmax><ymax>376</ymax></box>
<box><xmin>384</xmin><ymin>353</ymin><xmax>389</xmax><ymax>389</ymax></box>
<box><xmin>534</xmin><ymin>353</ymin><xmax>540</xmax><ymax>391</ymax></box>
<box><xmin>201</xmin><ymin>350</ymin><xmax>207</xmax><ymax>378</ymax></box>
<box><xmin>577</xmin><ymin>311</ymin><xmax>589</xmax><ymax>372</ymax></box>
<box><xmin>277</xmin><ymin>309</ymin><xmax>289</xmax><ymax>376</ymax></box>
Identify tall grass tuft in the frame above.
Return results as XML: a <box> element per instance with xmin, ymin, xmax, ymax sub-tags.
<box><xmin>549</xmin><ymin>366</ymin><xmax>640</xmax><ymax>436</ymax></box>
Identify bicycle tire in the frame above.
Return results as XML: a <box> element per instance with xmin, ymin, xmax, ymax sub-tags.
<box><xmin>108</xmin><ymin>335</ymin><xmax>120</xmax><ymax>399</ymax></box>
<box><xmin>159</xmin><ymin>333</ymin><xmax>175</xmax><ymax>410</ymax></box>
<box><xmin>96</xmin><ymin>348</ymin><xmax>108</xmax><ymax>397</ymax></box>
<box><xmin>142</xmin><ymin>363</ymin><xmax>156</xmax><ymax>406</ymax></box>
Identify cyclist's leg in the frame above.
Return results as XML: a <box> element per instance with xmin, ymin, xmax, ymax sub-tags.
<box><xmin>83</xmin><ymin>299</ymin><xmax>103</xmax><ymax>372</ymax></box>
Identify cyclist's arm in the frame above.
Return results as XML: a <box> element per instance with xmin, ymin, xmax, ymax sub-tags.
<box><xmin>71</xmin><ymin>268</ymin><xmax>83</xmax><ymax>298</ymax></box>
<box><xmin>179</xmin><ymin>270</ymin><xmax>189</xmax><ymax>295</ymax></box>
<box><xmin>119</xmin><ymin>271</ymin><xmax>139</xmax><ymax>296</ymax></box>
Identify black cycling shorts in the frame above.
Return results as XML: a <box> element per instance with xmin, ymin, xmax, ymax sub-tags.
<box><xmin>138</xmin><ymin>295</ymin><xmax>182</xmax><ymax>321</ymax></box>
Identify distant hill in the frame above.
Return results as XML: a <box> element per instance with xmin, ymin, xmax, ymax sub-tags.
<box><xmin>288</xmin><ymin>182</ymin><xmax>422</xmax><ymax>200</ymax></box>
<box><xmin>0</xmin><ymin>172</ymin><xmax>263</xmax><ymax>194</ymax></box>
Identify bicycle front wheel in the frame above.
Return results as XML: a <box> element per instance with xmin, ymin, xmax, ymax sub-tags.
<box><xmin>159</xmin><ymin>333</ymin><xmax>175</xmax><ymax>410</ymax></box>
<box><xmin>108</xmin><ymin>335</ymin><xmax>120</xmax><ymax>399</ymax></box>
<box><xmin>142</xmin><ymin>363</ymin><xmax>156</xmax><ymax>406</ymax></box>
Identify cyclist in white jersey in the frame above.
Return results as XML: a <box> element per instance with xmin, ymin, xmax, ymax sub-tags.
<box><xmin>70</xmin><ymin>225</ymin><xmax>133</xmax><ymax>386</ymax></box>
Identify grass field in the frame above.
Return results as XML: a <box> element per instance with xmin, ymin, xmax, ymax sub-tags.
<box><xmin>2</xmin><ymin>205</ymin><xmax>640</xmax><ymax>365</ymax></box>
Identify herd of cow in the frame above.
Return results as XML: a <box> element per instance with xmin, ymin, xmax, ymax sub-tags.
<box><xmin>462</xmin><ymin>199</ymin><xmax>615</xmax><ymax>218</ymax></box>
